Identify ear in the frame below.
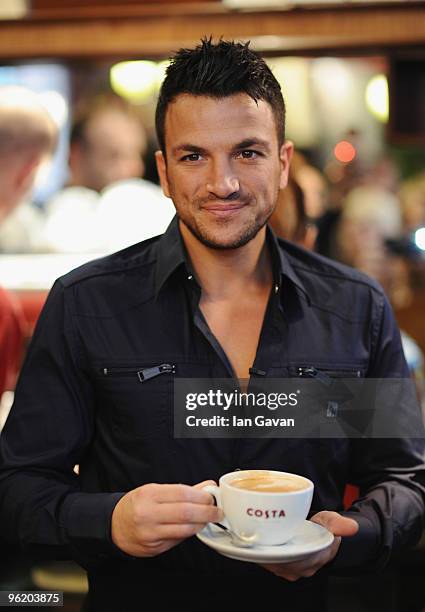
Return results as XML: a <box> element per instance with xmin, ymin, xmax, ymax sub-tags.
<box><xmin>155</xmin><ymin>150</ymin><xmax>171</xmax><ymax>198</ymax></box>
<box><xmin>68</xmin><ymin>142</ymin><xmax>84</xmax><ymax>182</ymax></box>
<box><xmin>279</xmin><ymin>141</ymin><xmax>294</xmax><ymax>190</ymax></box>
<box><xmin>14</xmin><ymin>153</ymin><xmax>41</xmax><ymax>194</ymax></box>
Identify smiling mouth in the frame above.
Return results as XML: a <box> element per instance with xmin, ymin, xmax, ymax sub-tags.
<box><xmin>202</xmin><ymin>203</ymin><xmax>247</xmax><ymax>214</ymax></box>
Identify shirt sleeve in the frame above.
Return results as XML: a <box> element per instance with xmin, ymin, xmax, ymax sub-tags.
<box><xmin>331</xmin><ymin>289</ymin><xmax>425</xmax><ymax>572</ymax></box>
<box><xmin>0</xmin><ymin>280</ymin><xmax>126</xmax><ymax>570</ymax></box>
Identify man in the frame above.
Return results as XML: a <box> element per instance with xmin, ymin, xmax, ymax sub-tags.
<box><xmin>0</xmin><ymin>86</ymin><xmax>57</xmax><ymax>253</ymax></box>
<box><xmin>0</xmin><ymin>85</ymin><xmax>57</xmax><ymax>589</ymax></box>
<box><xmin>0</xmin><ymin>40</ymin><xmax>424</xmax><ymax>611</ymax></box>
<box><xmin>44</xmin><ymin>94</ymin><xmax>173</xmax><ymax>253</ymax></box>
<box><xmin>66</xmin><ymin>95</ymin><xmax>147</xmax><ymax>194</ymax></box>
<box><xmin>0</xmin><ymin>85</ymin><xmax>57</xmax><ymax>398</ymax></box>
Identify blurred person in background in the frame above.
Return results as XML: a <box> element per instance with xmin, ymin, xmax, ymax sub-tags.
<box><xmin>334</xmin><ymin>180</ymin><xmax>402</xmax><ymax>288</ymax></box>
<box><xmin>269</xmin><ymin>178</ymin><xmax>314</xmax><ymax>248</ymax></box>
<box><xmin>0</xmin><ymin>86</ymin><xmax>58</xmax><ymax>253</ymax></box>
<box><xmin>0</xmin><ymin>84</ymin><xmax>57</xmax><ymax>405</ymax></box>
<box><xmin>316</xmin><ymin>153</ymin><xmax>425</xmax><ymax>418</ymax></box>
<box><xmin>291</xmin><ymin>151</ymin><xmax>327</xmax><ymax>223</ymax></box>
<box><xmin>44</xmin><ymin>94</ymin><xmax>173</xmax><ymax>253</ymax></box>
<box><xmin>319</xmin><ymin>154</ymin><xmax>417</xmax><ymax>312</ymax></box>
<box><xmin>0</xmin><ymin>84</ymin><xmax>57</xmax><ymax>591</ymax></box>
<box><xmin>269</xmin><ymin>151</ymin><xmax>327</xmax><ymax>250</ymax></box>
<box><xmin>67</xmin><ymin>94</ymin><xmax>147</xmax><ymax>193</ymax></box>
<box><xmin>399</xmin><ymin>170</ymin><xmax>425</xmax><ymax>234</ymax></box>
<box><xmin>317</xmin><ymin>155</ymin><xmax>399</xmax><ymax>261</ymax></box>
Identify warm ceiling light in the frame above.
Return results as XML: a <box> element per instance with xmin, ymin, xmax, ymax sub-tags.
<box><xmin>0</xmin><ymin>0</ymin><xmax>28</xmax><ymax>19</ymax></box>
<box><xmin>110</xmin><ymin>61</ymin><xmax>163</xmax><ymax>102</ymax></box>
<box><xmin>365</xmin><ymin>74</ymin><xmax>389</xmax><ymax>123</ymax></box>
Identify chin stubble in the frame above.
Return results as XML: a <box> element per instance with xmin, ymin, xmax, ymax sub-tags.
<box><xmin>180</xmin><ymin>213</ymin><xmax>271</xmax><ymax>250</ymax></box>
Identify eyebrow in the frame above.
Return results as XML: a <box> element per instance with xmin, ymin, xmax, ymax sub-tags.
<box><xmin>171</xmin><ymin>138</ymin><xmax>271</xmax><ymax>156</ymax></box>
<box><xmin>171</xmin><ymin>144</ymin><xmax>207</xmax><ymax>156</ymax></box>
<box><xmin>234</xmin><ymin>138</ymin><xmax>271</xmax><ymax>152</ymax></box>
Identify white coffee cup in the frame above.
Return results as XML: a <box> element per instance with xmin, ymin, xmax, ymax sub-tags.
<box><xmin>203</xmin><ymin>469</ymin><xmax>314</xmax><ymax>547</ymax></box>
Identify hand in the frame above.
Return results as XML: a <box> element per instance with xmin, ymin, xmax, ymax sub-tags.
<box><xmin>261</xmin><ymin>511</ymin><xmax>359</xmax><ymax>582</ymax></box>
<box><xmin>111</xmin><ymin>480</ymin><xmax>223</xmax><ymax>557</ymax></box>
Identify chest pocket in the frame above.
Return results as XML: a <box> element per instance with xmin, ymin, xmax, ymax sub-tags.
<box><xmin>289</xmin><ymin>365</ymin><xmax>364</xmax><ymax>380</ymax></box>
<box><xmin>93</xmin><ymin>362</ymin><xmax>176</xmax><ymax>438</ymax></box>
<box><xmin>288</xmin><ymin>363</ymin><xmax>367</xmax><ymax>437</ymax></box>
<box><xmin>93</xmin><ymin>360</ymin><xmax>217</xmax><ymax>439</ymax></box>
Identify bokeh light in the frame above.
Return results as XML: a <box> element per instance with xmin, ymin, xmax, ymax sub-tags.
<box><xmin>38</xmin><ymin>90</ymin><xmax>68</xmax><ymax>127</ymax></box>
<box><xmin>414</xmin><ymin>227</ymin><xmax>425</xmax><ymax>251</ymax></box>
<box><xmin>365</xmin><ymin>74</ymin><xmax>389</xmax><ymax>123</ymax></box>
<box><xmin>110</xmin><ymin>61</ymin><xmax>159</xmax><ymax>102</ymax></box>
<box><xmin>334</xmin><ymin>140</ymin><xmax>356</xmax><ymax>164</ymax></box>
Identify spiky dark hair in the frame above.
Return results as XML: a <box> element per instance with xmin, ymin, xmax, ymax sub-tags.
<box><xmin>155</xmin><ymin>37</ymin><xmax>285</xmax><ymax>153</ymax></box>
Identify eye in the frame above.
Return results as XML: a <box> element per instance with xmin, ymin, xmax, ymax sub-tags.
<box><xmin>181</xmin><ymin>153</ymin><xmax>202</xmax><ymax>162</ymax></box>
<box><xmin>237</xmin><ymin>150</ymin><xmax>261</xmax><ymax>160</ymax></box>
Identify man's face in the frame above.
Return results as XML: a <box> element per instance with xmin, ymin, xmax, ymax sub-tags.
<box><xmin>71</xmin><ymin>110</ymin><xmax>145</xmax><ymax>192</ymax></box>
<box><xmin>156</xmin><ymin>93</ymin><xmax>292</xmax><ymax>250</ymax></box>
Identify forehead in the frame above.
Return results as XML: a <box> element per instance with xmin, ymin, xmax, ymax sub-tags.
<box><xmin>164</xmin><ymin>93</ymin><xmax>278</xmax><ymax>150</ymax></box>
<box><xmin>86</xmin><ymin>111</ymin><xmax>145</xmax><ymax>150</ymax></box>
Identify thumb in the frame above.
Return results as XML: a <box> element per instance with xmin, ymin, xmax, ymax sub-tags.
<box><xmin>311</xmin><ymin>511</ymin><xmax>359</xmax><ymax>537</ymax></box>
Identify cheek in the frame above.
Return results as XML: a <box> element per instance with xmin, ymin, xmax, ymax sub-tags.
<box><xmin>249</xmin><ymin>164</ymin><xmax>280</xmax><ymax>188</ymax></box>
<box><xmin>253</xmin><ymin>174</ymin><xmax>280</xmax><ymax>201</ymax></box>
<box><xmin>169</xmin><ymin>171</ymin><xmax>201</xmax><ymax>199</ymax></box>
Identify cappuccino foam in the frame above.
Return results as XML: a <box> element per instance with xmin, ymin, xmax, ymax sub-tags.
<box><xmin>229</xmin><ymin>474</ymin><xmax>308</xmax><ymax>493</ymax></box>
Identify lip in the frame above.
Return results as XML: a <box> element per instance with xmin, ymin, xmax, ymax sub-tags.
<box><xmin>202</xmin><ymin>203</ymin><xmax>246</xmax><ymax>216</ymax></box>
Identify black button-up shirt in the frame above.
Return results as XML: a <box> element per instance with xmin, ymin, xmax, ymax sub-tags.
<box><xmin>1</xmin><ymin>217</ymin><xmax>424</xmax><ymax>609</ymax></box>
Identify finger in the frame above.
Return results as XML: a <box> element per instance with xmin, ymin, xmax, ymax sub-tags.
<box><xmin>260</xmin><ymin>561</ymin><xmax>321</xmax><ymax>581</ymax></box>
<box><xmin>155</xmin><ymin>522</ymin><xmax>214</xmax><ymax>541</ymax></box>
<box><xmin>135</xmin><ymin>538</ymin><xmax>185</xmax><ymax>557</ymax></box>
<box><xmin>262</xmin><ymin>546</ymin><xmax>335</xmax><ymax>574</ymax></box>
<box><xmin>193</xmin><ymin>480</ymin><xmax>217</xmax><ymax>491</ymax></box>
<box><xmin>261</xmin><ymin>555</ymin><xmax>322</xmax><ymax>574</ymax></box>
<box><xmin>260</xmin><ymin>563</ymin><xmax>303</xmax><ymax>582</ymax></box>
<box><xmin>140</xmin><ymin>483</ymin><xmax>216</xmax><ymax>505</ymax></box>
<box><xmin>311</xmin><ymin>511</ymin><xmax>359</xmax><ymax>537</ymax></box>
<box><xmin>260</xmin><ymin>537</ymin><xmax>341</xmax><ymax>579</ymax></box>
<box><xmin>155</xmin><ymin>501</ymin><xmax>223</xmax><ymax>525</ymax></box>
<box><xmin>260</xmin><ymin>552</ymin><xmax>325</xmax><ymax>575</ymax></box>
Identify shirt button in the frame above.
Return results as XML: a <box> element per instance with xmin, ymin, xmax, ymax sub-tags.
<box><xmin>275</xmin><ymin>284</ymin><xmax>279</xmax><ymax>294</ymax></box>
<box><xmin>187</xmin><ymin>275</ymin><xmax>193</xmax><ymax>281</ymax></box>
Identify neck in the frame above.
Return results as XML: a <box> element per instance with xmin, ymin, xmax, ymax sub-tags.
<box><xmin>180</xmin><ymin>221</ymin><xmax>273</xmax><ymax>299</ymax></box>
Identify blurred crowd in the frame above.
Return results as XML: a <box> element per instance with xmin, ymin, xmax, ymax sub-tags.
<box><xmin>0</xmin><ymin>89</ymin><xmax>174</xmax><ymax>255</ymax></box>
<box><xmin>269</xmin><ymin>149</ymin><xmax>425</xmax><ymax>412</ymax></box>
<box><xmin>0</xmin><ymin>84</ymin><xmax>424</xmax><ymax>413</ymax></box>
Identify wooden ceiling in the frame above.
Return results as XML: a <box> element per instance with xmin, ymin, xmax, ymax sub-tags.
<box><xmin>0</xmin><ymin>1</ymin><xmax>423</xmax><ymax>59</ymax></box>
<box><xmin>32</xmin><ymin>0</ymin><xmax>216</xmax><ymax>5</ymax></box>
<box><xmin>30</xmin><ymin>0</ymin><xmax>221</xmax><ymax>19</ymax></box>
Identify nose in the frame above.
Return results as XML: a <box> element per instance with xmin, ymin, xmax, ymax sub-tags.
<box><xmin>206</xmin><ymin>159</ymin><xmax>240</xmax><ymax>199</ymax></box>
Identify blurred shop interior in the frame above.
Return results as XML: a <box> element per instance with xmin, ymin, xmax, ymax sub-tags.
<box><xmin>0</xmin><ymin>0</ymin><xmax>424</xmax><ymax>610</ymax></box>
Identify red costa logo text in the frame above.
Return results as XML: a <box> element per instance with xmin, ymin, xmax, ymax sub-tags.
<box><xmin>247</xmin><ymin>508</ymin><xmax>286</xmax><ymax>518</ymax></box>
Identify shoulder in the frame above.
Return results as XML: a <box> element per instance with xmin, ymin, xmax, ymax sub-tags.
<box><xmin>277</xmin><ymin>237</ymin><xmax>385</xmax><ymax>318</ymax></box>
<box><xmin>58</xmin><ymin>235</ymin><xmax>161</xmax><ymax>291</ymax></box>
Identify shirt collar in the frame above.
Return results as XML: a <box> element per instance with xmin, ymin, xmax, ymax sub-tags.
<box><xmin>266</xmin><ymin>225</ymin><xmax>310</xmax><ymax>303</ymax></box>
<box><xmin>154</xmin><ymin>215</ymin><xmax>192</xmax><ymax>298</ymax></box>
<box><xmin>155</xmin><ymin>215</ymin><xmax>309</xmax><ymax>302</ymax></box>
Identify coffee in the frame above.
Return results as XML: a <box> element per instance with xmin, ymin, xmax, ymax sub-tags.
<box><xmin>229</xmin><ymin>473</ymin><xmax>308</xmax><ymax>493</ymax></box>
<box><xmin>203</xmin><ymin>469</ymin><xmax>314</xmax><ymax>546</ymax></box>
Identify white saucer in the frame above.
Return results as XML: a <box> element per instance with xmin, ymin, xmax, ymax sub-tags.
<box><xmin>196</xmin><ymin>520</ymin><xmax>334</xmax><ymax>564</ymax></box>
